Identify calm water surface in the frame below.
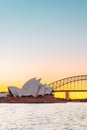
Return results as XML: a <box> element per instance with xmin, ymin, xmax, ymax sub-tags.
<box><xmin>0</xmin><ymin>103</ymin><xmax>87</xmax><ymax>130</ymax></box>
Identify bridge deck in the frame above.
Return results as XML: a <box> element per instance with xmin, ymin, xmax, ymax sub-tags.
<box><xmin>53</xmin><ymin>90</ymin><xmax>87</xmax><ymax>92</ymax></box>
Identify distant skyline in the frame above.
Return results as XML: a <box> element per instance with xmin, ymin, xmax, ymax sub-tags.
<box><xmin>0</xmin><ymin>0</ymin><xmax>87</xmax><ymax>89</ymax></box>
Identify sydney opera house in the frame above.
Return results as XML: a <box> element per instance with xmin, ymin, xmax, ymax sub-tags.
<box><xmin>8</xmin><ymin>78</ymin><xmax>53</xmax><ymax>97</ymax></box>
<box><xmin>0</xmin><ymin>78</ymin><xmax>53</xmax><ymax>98</ymax></box>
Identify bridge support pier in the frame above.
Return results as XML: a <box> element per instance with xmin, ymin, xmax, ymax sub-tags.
<box><xmin>66</xmin><ymin>91</ymin><xmax>70</xmax><ymax>100</ymax></box>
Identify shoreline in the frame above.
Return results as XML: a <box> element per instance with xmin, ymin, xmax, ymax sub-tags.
<box><xmin>0</xmin><ymin>95</ymin><xmax>67</xmax><ymax>103</ymax></box>
<box><xmin>0</xmin><ymin>95</ymin><xmax>87</xmax><ymax>103</ymax></box>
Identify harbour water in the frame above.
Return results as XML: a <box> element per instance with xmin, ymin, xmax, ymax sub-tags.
<box><xmin>0</xmin><ymin>103</ymin><xmax>87</xmax><ymax>130</ymax></box>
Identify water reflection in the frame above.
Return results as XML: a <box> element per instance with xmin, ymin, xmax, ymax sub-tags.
<box><xmin>0</xmin><ymin>103</ymin><xmax>87</xmax><ymax>130</ymax></box>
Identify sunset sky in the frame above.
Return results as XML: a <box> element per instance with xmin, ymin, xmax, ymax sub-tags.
<box><xmin>0</xmin><ymin>0</ymin><xmax>87</xmax><ymax>90</ymax></box>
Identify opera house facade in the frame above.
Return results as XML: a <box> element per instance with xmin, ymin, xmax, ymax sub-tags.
<box><xmin>8</xmin><ymin>78</ymin><xmax>53</xmax><ymax>97</ymax></box>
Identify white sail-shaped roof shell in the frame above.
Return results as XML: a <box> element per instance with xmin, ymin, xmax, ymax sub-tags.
<box><xmin>22</xmin><ymin>78</ymin><xmax>41</xmax><ymax>89</ymax></box>
<box><xmin>8</xmin><ymin>86</ymin><xmax>19</xmax><ymax>97</ymax></box>
<box><xmin>21</xmin><ymin>78</ymin><xmax>41</xmax><ymax>97</ymax></box>
<box><xmin>38</xmin><ymin>85</ymin><xmax>53</xmax><ymax>96</ymax></box>
<box><xmin>45</xmin><ymin>87</ymin><xmax>53</xmax><ymax>94</ymax></box>
<box><xmin>38</xmin><ymin>85</ymin><xmax>47</xmax><ymax>96</ymax></box>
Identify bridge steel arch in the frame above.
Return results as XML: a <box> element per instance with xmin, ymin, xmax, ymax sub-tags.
<box><xmin>48</xmin><ymin>75</ymin><xmax>87</xmax><ymax>90</ymax></box>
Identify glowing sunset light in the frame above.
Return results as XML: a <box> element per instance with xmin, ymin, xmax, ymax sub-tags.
<box><xmin>0</xmin><ymin>0</ymin><xmax>87</xmax><ymax>99</ymax></box>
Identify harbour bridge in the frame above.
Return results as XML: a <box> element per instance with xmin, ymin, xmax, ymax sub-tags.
<box><xmin>48</xmin><ymin>75</ymin><xmax>87</xmax><ymax>100</ymax></box>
